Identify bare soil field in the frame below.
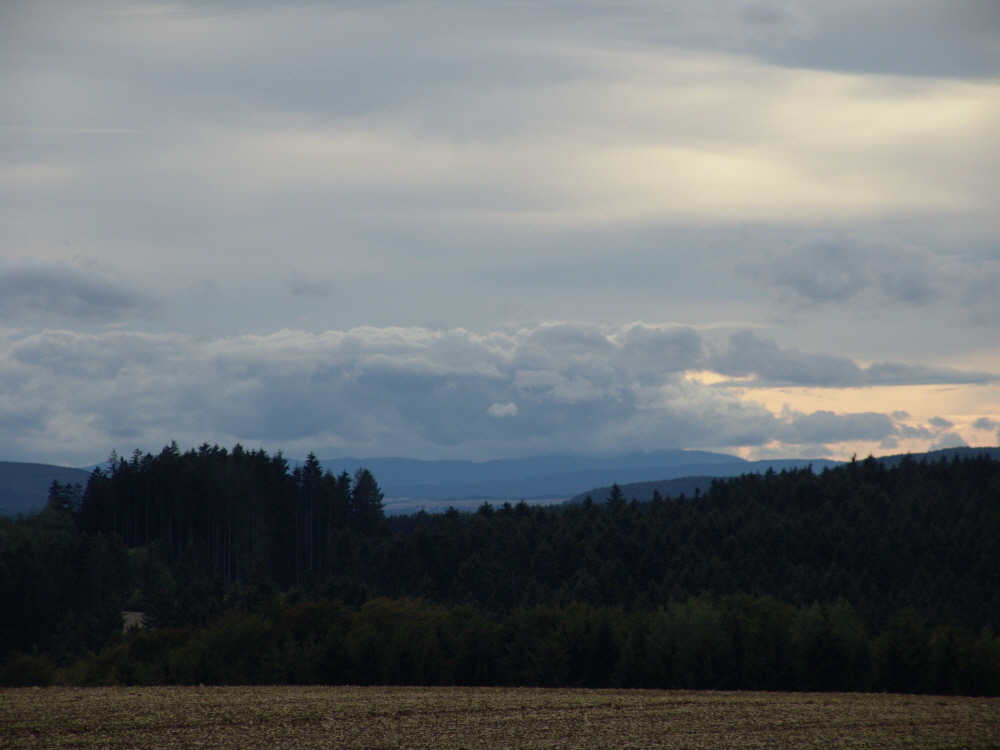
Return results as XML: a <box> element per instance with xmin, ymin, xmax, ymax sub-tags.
<box><xmin>2</xmin><ymin>686</ymin><xmax>998</xmax><ymax>749</ymax></box>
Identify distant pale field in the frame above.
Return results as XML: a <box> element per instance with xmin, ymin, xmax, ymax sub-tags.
<box><xmin>2</xmin><ymin>686</ymin><xmax>999</xmax><ymax>749</ymax></box>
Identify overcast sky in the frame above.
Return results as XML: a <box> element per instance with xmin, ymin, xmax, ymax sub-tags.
<box><xmin>1</xmin><ymin>0</ymin><xmax>998</xmax><ymax>466</ymax></box>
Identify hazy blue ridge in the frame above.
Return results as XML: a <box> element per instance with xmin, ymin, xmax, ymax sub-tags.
<box><xmin>567</xmin><ymin>458</ymin><xmax>842</xmax><ymax>505</ymax></box>
<box><xmin>0</xmin><ymin>462</ymin><xmax>92</xmax><ymax>516</ymax></box>
<box><xmin>569</xmin><ymin>447</ymin><xmax>1000</xmax><ymax>506</ymax></box>
<box><xmin>3</xmin><ymin>446</ymin><xmax>995</xmax><ymax>518</ymax></box>
<box><xmin>569</xmin><ymin>476</ymin><xmax>722</xmax><ymax>505</ymax></box>
<box><xmin>875</xmin><ymin>446</ymin><xmax>1000</xmax><ymax>467</ymax></box>
<box><xmin>317</xmin><ymin>449</ymin><xmax>743</xmax><ymax>486</ymax></box>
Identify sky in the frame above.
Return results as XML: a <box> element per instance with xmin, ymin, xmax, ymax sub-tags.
<box><xmin>1</xmin><ymin>0</ymin><xmax>999</xmax><ymax>466</ymax></box>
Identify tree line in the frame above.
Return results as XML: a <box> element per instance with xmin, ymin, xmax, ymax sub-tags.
<box><xmin>2</xmin><ymin>445</ymin><xmax>999</xmax><ymax>694</ymax></box>
<box><xmin>10</xmin><ymin>596</ymin><xmax>1000</xmax><ymax>696</ymax></box>
<box><xmin>54</xmin><ymin>443</ymin><xmax>385</xmax><ymax>589</ymax></box>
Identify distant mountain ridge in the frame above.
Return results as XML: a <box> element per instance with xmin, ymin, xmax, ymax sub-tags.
<box><xmin>570</xmin><ymin>446</ymin><xmax>1000</xmax><ymax>505</ymax></box>
<box><xmin>3</xmin><ymin>446</ymin><xmax>995</xmax><ymax>518</ymax></box>
<box><xmin>0</xmin><ymin>462</ymin><xmax>92</xmax><ymax>516</ymax></box>
<box><xmin>317</xmin><ymin>449</ymin><xmax>740</xmax><ymax>486</ymax></box>
<box><xmin>318</xmin><ymin>451</ymin><xmax>841</xmax><ymax>514</ymax></box>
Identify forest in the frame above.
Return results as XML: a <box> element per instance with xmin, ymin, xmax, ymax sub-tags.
<box><xmin>2</xmin><ymin>443</ymin><xmax>1000</xmax><ymax>694</ymax></box>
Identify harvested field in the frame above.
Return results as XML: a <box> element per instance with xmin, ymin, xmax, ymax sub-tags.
<box><xmin>1</xmin><ymin>686</ymin><xmax>998</xmax><ymax>749</ymax></box>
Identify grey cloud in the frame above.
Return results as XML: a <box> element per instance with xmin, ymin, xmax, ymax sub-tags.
<box><xmin>863</xmin><ymin>362</ymin><xmax>996</xmax><ymax>386</ymax></box>
<box><xmin>739</xmin><ymin>236</ymin><xmax>1000</xmax><ymax>323</ymax></box>
<box><xmin>0</xmin><ymin>321</ymin><xmax>909</xmax><ymax>465</ymax></box>
<box><xmin>0</xmin><ymin>259</ymin><xmax>160</xmax><ymax>322</ymax></box>
<box><xmin>931</xmin><ymin>433</ymin><xmax>968</xmax><ymax>450</ymax></box>
<box><xmin>973</xmin><ymin>417</ymin><xmax>999</xmax><ymax>431</ymax></box>
<box><xmin>709</xmin><ymin>329</ymin><xmax>862</xmax><ymax>386</ymax></box>
<box><xmin>893</xmin><ymin>413</ymin><xmax>975</xmax><ymax>448</ymax></box>
<box><xmin>752</xmin><ymin>1</ymin><xmax>1000</xmax><ymax>78</ymax></box>
<box><xmin>287</xmin><ymin>278</ymin><xmax>332</xmax><ymax>298</ymax></box>
<box><xmin>738</xmin><ymin>235</ymin><xmax>940</xmax><ymax>307</ymax></box>
<box><xmin>708</xmin><ymin>330</ymin><xmax>997</xmax><ymax>387</ymax></box>
<box><xmin>776</xmin><ymin>408</ymin><xmax>896</xmax><ymax>444</ymax></box>
<box><xmin>896</xmin><ymin>423</ymin><xmax>934</xmax><ymax>440</ymax></box>
<box><xmin>739</xmin><ymin>2</ymin><xmax>801</xmax><ymax>26</ymax></box>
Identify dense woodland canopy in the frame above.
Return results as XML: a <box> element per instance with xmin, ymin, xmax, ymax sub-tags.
<box><xmin>2</xmin><ymin>443</ymin><xmax>1000</xmax><ymax>694</ymax></box>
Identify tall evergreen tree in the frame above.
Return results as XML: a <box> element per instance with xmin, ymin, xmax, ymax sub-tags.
<box><xmin>351</xmin><ymin>468</ymin><xmax>385</xmax><ymax>535</ymax></box>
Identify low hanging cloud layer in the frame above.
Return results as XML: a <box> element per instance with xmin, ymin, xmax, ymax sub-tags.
<box><xmin>0</xmin><ymin>259</ymin><xmax>160</xmax><ymax>322</ymax></box>
<box><xmin>0</xmin><ymin>321</ymin><xmax>988</xmax><ymax>465</ymax></box>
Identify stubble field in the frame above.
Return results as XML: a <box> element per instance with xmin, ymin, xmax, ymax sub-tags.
<box><xmin>2</xmin><ymin>686</ymin><xmax>998</xmax><ymax>749</ymax></box>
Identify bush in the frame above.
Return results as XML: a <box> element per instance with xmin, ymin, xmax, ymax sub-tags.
<box><xmin>0</xmin><ymin>652</ymin><xmax>56</xmax><ymax>687</ymax></box>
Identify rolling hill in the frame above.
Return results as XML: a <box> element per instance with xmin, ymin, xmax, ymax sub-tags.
<box><xmin>0</xmin><ymin>462</ymin><xmax>92</xmax><ymax>516</ymax></box>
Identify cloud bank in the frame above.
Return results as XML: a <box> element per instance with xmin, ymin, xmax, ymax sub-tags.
<box><xmin>0</xmin><ymin>321</ymin><xmax>987</xmax><ymax>465</ymax></box>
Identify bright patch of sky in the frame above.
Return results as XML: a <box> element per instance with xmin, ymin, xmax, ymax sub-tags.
<box><xmin>1</xmin><ymin>0</ymin><xmax>998</xmax><ymax>465</ymax></box>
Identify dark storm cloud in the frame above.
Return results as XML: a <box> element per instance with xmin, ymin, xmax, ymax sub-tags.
<box><xmin>0</xmin><ymin>260</ymin><xmax>160</xmax><ymax>322</ymax></box>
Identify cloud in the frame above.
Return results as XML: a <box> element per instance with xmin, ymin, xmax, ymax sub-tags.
<box><xmin>973</xmin><ymin>417</ymin><xmax>999</xmax><ymax>431</ymax></box>
<box><xmin>487</xmin><ymin>402</ymin><xmax>518</xmax><ymax>418</ymax></box>
<box><xmin>863</xmin><ymin>362</ymin><xmax>997</xmax><ymax>386</ymax></box>
<box><xmin>707</xmin><ymin>330</ymin><xmax>997</xmax><ymax>387</ymax></box>
<box><xmin>708</xmin><ymin>329</ymin><xmax>863</xmax><ymax>386</ymax></box>
<box><xmin>287</xmin><ymin>277</ymin><xmax>332</xmax><ymax>298</ymax></box>
<box><xmin>738</xmin><ymin>1</ymin><xmax>809</xmax><ymax>31</ymax></box>
<box><xmin>0</xmin><ymin>321</ymin><xmax>923</xmax><ymax>465</ymax></box>
<box><xmin>776</xmin><ymin>407</ymin><xmax>895</xmax><ymax>444</ymax></box>
<box><xmin>739</xmin><ymin>235</ymin><xmax>1000</xmax><ymax>322</ymax></box>
<box><xmin>930</xmin><ymin>433</ymin><xmax>968</xmax><ymax>450</ymax></box>
<box><xmin>0</xmin><ymin>259</ymin><xmax>160</xmax><ymax>322</ymax></box>
<box><xmin>738</xmin><ymin>235</ymin><xmax>941</xmax><ymax>306</ymax></box>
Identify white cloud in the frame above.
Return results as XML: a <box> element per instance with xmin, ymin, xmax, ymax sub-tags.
<box><xmin>487</xmin><ymin>402</ymin><xmax>518</xmax><ymax>418</ymax></box>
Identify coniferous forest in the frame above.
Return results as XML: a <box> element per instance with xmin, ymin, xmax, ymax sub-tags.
<box><xmin>3</xmin><ymin>442</ymin><xmax>1000</xmax><ymax>694</ymax></box>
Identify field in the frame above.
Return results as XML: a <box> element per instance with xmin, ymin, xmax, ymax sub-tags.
<box><xmin>2</xmin><ymin>686</ymin><xmax>999</xmax><ymax>749</ymax></box>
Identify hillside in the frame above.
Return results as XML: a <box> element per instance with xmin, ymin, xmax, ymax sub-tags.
<box><xmin>569</xmin><ymin>447</ymin><xmax>999</xmax><ymax>505</ymax></box>
<box><xmin>0</xmin><ymin>462</ymin><xmax>92</xmax><ymax>516</ymax></box>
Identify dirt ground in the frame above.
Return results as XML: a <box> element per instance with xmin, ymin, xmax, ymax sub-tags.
<box><xmin>2</xmin><ymin>686</ymin><xmax>998</xmax><ymax>749</ymax></box>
